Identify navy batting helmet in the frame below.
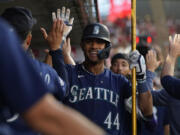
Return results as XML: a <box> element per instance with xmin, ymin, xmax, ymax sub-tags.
<box><xmin>81</xmin><ymin>23</ymin><xmax>111</xmax><ymax>59</ymax></box>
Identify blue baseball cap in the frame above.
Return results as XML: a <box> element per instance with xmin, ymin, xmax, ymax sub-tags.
<box><xmin>1</xmin><ymin>6</ymin><xmax>36</xmax><ymax>33</ymax></box>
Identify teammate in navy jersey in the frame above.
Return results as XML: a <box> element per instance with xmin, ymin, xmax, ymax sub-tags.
<box><xmin>122</xmin><ymin>34</ymin><xmax>180</xmax><ymax>135</ymax></box>
<box><xmin>0</xmin><ymin>7</ymin><xmax>69</xmax><ymax>134</ymax></box>
<box><xmin>136</xmin><ymin>46</ymin><xmax>170</xmax><ymax>135</ymax></box>
<box><xmin>110</xmin><ymin>53</ymin><xmax>168</xmax><ymax>135</ymax></box>
<box><xmin>145</xmin><ymin>34</ymin><xmax>180</xmax><ymax>135</ymax></box>
<box><xmin>43</xmin><ymin>10</ymin><xmax>153</xmax><ymax>134</ymax></box>
<box><xmin>161</xmin><ymin>34</ymin><xmax>180</xmax><ymax>99</ymax></box>
<box><xmin>0</xmin><ymin>17</ymin><xmax>108</xmax><ymax>135</ymax></box>
<box><xmin>1</xmin><ymin>7</ymin><xmax>67</xmax><ymax>99</ymax></box>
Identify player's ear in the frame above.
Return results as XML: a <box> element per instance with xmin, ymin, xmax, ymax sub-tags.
<box><xmin>22</xmin><ymin>32</ymin><xmax>32</xmax><ymax>50</ymax></box>
<box><xmin>26</xmin><ymin>33</ymin><xmax>32</xmax><ymax>46</ymax></box>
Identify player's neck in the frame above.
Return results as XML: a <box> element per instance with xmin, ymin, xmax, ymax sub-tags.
<box><xmin>83</xmin><ymin>61</ymin><xmax>105</xmax><ymax>75</ymax></box>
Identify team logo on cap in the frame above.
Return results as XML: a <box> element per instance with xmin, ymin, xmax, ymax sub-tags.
<box><xmin>93</xmin><ymin>25</ymin><xmax>99</xmax><ymax>35</ymax></box>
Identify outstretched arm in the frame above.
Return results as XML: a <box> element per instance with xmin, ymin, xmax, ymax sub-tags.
<box><xmin>161</xmin><ymin>34</ymin><xmax>180</xmax><ymax>99</ymax></box>
<box><xmin>62</xmin><ymin>37</ymin><xmax>76</xmax><ymax>65</ymax></box>
<box><xmin>129</xmin><ymin>50</ymin><xmax>153</xmax><ymax>116</ymax></box>
<box><xmin>161</xmin><ymin>34</ymin><xmax>180</xmax><ymax>77</ymax></box>
<box><xmin>146</xmin><ymin>49</ymin><xmax>160</xmax><ymax>91</ymax></box>
<box><xmin>41</xmin><ymin>11</ymin><xmax>69</xmax><ymax>90</ymax></box>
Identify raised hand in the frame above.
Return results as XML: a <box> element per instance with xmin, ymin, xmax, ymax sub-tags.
<box><xmin>41</xmin><ymin>18</ymin><xmax>64</xmax><ymax>51</ymax></box>
<box><xmin>53</xmin><ymin>7</ymin><xmax>74</xmax><ymax>42</ymax></box>
<box><xmin>146</xmin><ymin>50</ymin><xmax>161</xmax><ymax>72</ymax></box>
<box><xmin>169</xmin><ymin>34</ymin><xmax>180</xmax><ymax>58</ymax></box>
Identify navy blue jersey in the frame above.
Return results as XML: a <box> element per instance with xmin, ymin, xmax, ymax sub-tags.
<box><xmin>63</xmin><ymin>64</ymin><xmax>131</xmax><ymax>135</ymax></box>
<box><xmin>161</xmin><ymin>75</ymin><xmax>180</xmax><ymax>99</ymax></box>
<box><xmin>0</xmin><ymin>18</ymin><xmax>47</xmax><ymax>114</ymax></box>
<box><xmin>0</xmin><ymin>18</ymin><xmax>67</xmax><ymax>135</ymax></box>
<box><xmin>0</xmin><ymin>19</ymin><xmax>66</xmax><ymax>134</ymax></box>
<box><xmin>31</xmin><ymin>59</ymin><xmax>66</xmax><ymax>100</ymax></box>
<box><xmin>141</xmin><ymin>71</ymin><xmax>169</xmax><ymax>135</ymax></box>
<box><xmin>0</xmin><ymin>18</ymin><xmax>48</xmax><ymax>134</ymax></box>
<box><xmin>5</xmin><ymin>60</ymin><xmax>67</xmax><ymax>135</ymax></box>
<box><xmin>0</xmin><ymin>17</ymin><xmax>49</xmax><ymax>135</ymax></box>
<box><xmin>155</xmin><ymin>106</ymin><xmax>169</xmax><ymax>135</ymax></box>
<box><xmin>152</xmin><ymin>89</ymin><xmax>180</xmax><ymax>135</ymax></box>
<box><xmin>141</xmin><ymin>106</ymin><xmax>169</xmax><ymax>135</ymax></box>
<box><xmin>49</xmin><ymin>49</ymin><xmax>149</xmax><ymax>135</ymax></box>
<box><xmin>145</xmin><ymin>72</ymin><xmax>180</xmax><ymax>135</ymax></box>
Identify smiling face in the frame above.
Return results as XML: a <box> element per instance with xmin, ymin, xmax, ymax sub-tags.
<box><xmin>111</xmin><ymin>58</ymin><xmax>130</xmax><ymax>76</ymax></box>
<box><xmin>81</xmin><ymin>38</ymin><xmax>106</xmax><ymax>64</ymax></box>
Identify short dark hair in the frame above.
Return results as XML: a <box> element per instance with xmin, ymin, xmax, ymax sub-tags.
<box><xmin>1</xmin><ymin>6</ymin><xmax>36</xmax><ymax>41</ymax></box>
<box><xmin>111</xmin><ymin>53</ymin><xmax>129</xmax><ymax>65</ymax></box>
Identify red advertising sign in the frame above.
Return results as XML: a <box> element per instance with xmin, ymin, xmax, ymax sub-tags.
<box><xmin>108</xmin><ymin>0</ymin><xmax>131</xmax><ymax>22</ymax></box>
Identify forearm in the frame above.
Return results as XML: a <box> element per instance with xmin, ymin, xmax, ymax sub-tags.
<box><xmin>164</xmin><ymin>125</ymin><xmax>170</xmax><ymax>135</ymax></box>
<box><xmin>135</xmin><ymin>81</ymin><xmax>153</xmax><ymax>115</ymax></box>
<box><xmin>139</xmin><ymin>90</ymin><xmax>153</xmax><ymax>116</ymax></box>
<box><xmin>161</xmin><ymin>54</ymin><xmax>176</xmax><ymax>78</ymax></box>
<box><xmin>63</xmin><ymin>53</ymin><xmax>76</xmax><ymax>65</ymax></box>
<box><xmin>49</xmin><ymin>49</ymin><xmax>69</xmax><ymax>89</ymax></box>
<box><xmin>23</xmin><ymin>94</ymin><xmax>105</xmax><ymax>135</ymax></box>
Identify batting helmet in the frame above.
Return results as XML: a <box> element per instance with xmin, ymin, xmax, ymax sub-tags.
<box><xmin>81</xmin><ymin>23</ymin><xmax>111</xmax><ymax>59</ymax></box>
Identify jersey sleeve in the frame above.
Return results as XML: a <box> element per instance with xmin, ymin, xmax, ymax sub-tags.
<box><xmin>163</xmin><ymin>107</ymin><xmax>169</xmax><ymax>126</ymax></box>
<box><xmin>146</xmin><ymin>70</ymin><xmax>156</xmax><ymax>91</ymax></box>
<box><xmin>151</xmin><ymin>89</ymin><xmax>170</xmax><ymax>106</ymax></box>
<box><xmin>161</xmin><ymin>75</ymin><xmax>180</xmax><ymax>99</ymax></box>
<box><xmin>51</xmin><ymin>69</ymin><xmax>67</xmax><ymax>100</ymax></box>
<box><xmin>0</xmin><ymin>19</ymin><xmax>47</xmax><ymax>114</ymax></box>
<box><xmin>49</xmin><ymin>49</ymin><xmax>69</xmax><ymax>91</ymax></box>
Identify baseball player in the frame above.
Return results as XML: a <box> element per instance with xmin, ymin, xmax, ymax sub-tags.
<box><xmin>161</xmin><ymin>34</ymin><xmax>180</xmax><ymax>99</ymax></box>
<box><xmin>144</xmin><ymin>34</ymin><xmax>180</xmax><ymax>135</ymax></box>
<box><xmin>110</xmin><ymin>52</ymin><xmax>165</xmax><ymax>135</ymax></box>
<box><xmin>110</xmin><ymin>53</ymin><xmax>142</xmax><ymax>135</ymax></box>
<box><xmin>1</xmin><ymin>6</ymin><xmax>68</xmax><ymax>98</ymax></box>
<box><xmin>43</xmin><ymin>10</ymin><xmax>153</xmax><ymax>134</ymax></box>
<box><xmin>0</xmin><ymin>17</ymin><xmax>108</xmax><ymax>135</ymax></box>
<box><xmin>0</xmin><ymin>7</ymin><xmax>69</xmax><ymax>134</ymax></box>
<box><xmin>134</xmin><ymin>46</ymin><xmax>169</xmax><ymax>135</ymax></box>
<box><xmin>128</xmin><ymin>44</ymin><xmax>178</xmax><ymax>135</ymax></box>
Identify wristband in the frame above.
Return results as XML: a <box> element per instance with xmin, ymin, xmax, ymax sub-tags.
<box><xmin>137</xmin><ymin>81</ymin><xmax>149</xmax><ymax>93</ymax></box>
<box><xmin>49</xmin><ymin>49</ymin><xmax>62</xmax><ymax>56</ymax></box>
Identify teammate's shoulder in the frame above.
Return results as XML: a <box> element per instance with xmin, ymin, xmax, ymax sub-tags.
<box><xmin>31</xmin><ymin>59</ymin><xmax>50</xmax><ymax>69</ymax></box>
<box><xmin>0</xmin><ymin>17</ymin><xmax>20</xmax><ymax>43</ymax></box>
<box><xmin>32</xmin><ymin>59</ymin><xmax>59</xmax><ymax>76</ymax></box>
<box><xmin>0</xmin><ymin>17</ymin><xmax>10</xmax><ymax>30</ymax></box>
